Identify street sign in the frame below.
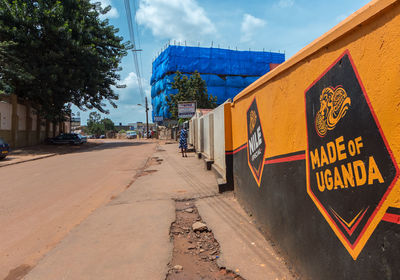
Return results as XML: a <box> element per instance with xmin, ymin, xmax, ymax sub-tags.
<box><xmin>178</xmin><ymin>102</ymin><xmax>196</xmax><ymax>119</ymax></box>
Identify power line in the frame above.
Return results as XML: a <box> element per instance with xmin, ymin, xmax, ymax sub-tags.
<box><xmin>124</xmin><ymin>0</ymin><xmax>144</xmax><ymax>103</ymax></box>
<box><xmin>132</xmin><ymin>0</ymin><xmax>144</xmax><ymax>81</ymax></box>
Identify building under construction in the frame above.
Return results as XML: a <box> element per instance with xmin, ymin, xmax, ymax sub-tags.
<box><xmin>151</xmin><ymin>45</ymin><xmax>285</xmax><ymax>122</ymax></box>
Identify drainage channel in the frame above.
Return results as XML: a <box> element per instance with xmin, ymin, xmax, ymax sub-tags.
<box><xmin>166</xmin><ymin>200</ymin><xmax>244</xmax><ymax>280</ymax></box>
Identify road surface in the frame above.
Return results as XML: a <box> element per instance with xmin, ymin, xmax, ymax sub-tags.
<box><xmin>0</xmin><ymin>140</ymin><xmax>156</xmax><ymax>280</ymax></box>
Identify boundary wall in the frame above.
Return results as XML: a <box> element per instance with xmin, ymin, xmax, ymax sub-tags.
<box><xmin>0</xmin><ymin>95</ymin><xmax>70</xmax><ymax>148</ymax></box>
<box><xmin>201</xmin><ymin>112</ymin><xmax>214</xmax><ymax>160</ymax></box>
<box><xmin>228</xmin><ymin>0</ymin><xmax>400</xmax><ymax>279</ymax></box>
<box><xmin>189</xmin><ymin>102</ymin><xmax>233</xmax><ymax>191</ymax></box>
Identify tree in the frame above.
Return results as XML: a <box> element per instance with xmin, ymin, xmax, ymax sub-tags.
<box><xmin>87</xmin><ymin>112</ymin><xmax>104</xmax><ymax>136</ymax></box>
<box><xmin>168</xmin><ymin>71</ymin><xmax>217</xmax><ymax>120</ymax></box>
<box><xmin>0</xmin><ymin>41</ymin><xmax>33</xmax><ymax>94</ymax></box>
<box><xmin>0</xmin><ymin>0</ymin><xmax>129</xmax><ymax>121</ymax></box>
<box><xmin>102</xmin><ymin>118</ymin><xmax>115</xmax><ymax>132</ymax></box>
<box><xmin>86</xmin><ymin>112</ymin><xmax>115</xmax><ymax>136</ymax></box>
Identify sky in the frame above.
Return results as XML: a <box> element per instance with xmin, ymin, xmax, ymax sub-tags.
<box><xmin>76</xmin><ymin>0</ymin><xmax>372</xmax><ymax>125</ymax></box>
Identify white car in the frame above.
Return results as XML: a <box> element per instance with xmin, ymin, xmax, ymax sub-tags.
<box><xmin>126</xmin><ymin>131</ymin><xmax>137</xmax><ymax>139</ymax></box>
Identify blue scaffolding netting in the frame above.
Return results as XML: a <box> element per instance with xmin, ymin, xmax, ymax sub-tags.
<box><xmin>151</xmin><ymin>45</ymin><xmax>285</xmax><ymax>120</ymax></box>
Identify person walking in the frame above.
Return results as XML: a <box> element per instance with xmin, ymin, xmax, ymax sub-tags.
<box><xmin>179</xmin><ymin>127</ymin><xmax>188</xmax><ymax>157</ymax></box>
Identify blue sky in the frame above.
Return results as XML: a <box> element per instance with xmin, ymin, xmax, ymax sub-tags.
<box><xmin>77</xmin><ymin>0</ymin><xmax>371</xmax><ymax>125</ymax></box>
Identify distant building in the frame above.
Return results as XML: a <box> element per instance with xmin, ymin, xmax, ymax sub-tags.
<box><xmin>151</xmin><ymin>45</ymin><xmax>285</xmax><ymax>122</ymax></box>
<box><xmin>71</xmin><ymin>117</ymin><xmax>81</xmax><ymax>133</ymax></box>
<box><xmin>126</xmin><ymin>122</ymin><xmax>156</xmax><ymax>132</ymax></box>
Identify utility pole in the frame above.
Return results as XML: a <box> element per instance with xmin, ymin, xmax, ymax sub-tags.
<box><xmin>145</xmin><ymin>96</ymin><xmax>149</xmax><ymax>139</ymax></box>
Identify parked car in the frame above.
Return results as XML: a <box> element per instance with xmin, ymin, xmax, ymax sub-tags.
<box><xmin>99</xmin><ymin>135</ymin><xmax>106</xmax><ymax>139</ymax></box>
<box><xmin>0</xmin><ymin>138</ymin><xmax>10</xmax><ymax>160</ymax></box>
<box><xmin>80</xmin><ymin>135</ymin><xmax>88</xmax><ymax>143</ymax></box>
<box><xmin>47</xmin><ymin>133</ymin><xmax>86</xmax><ymax>145</ymax></box>
<box><xmin>126</xmin><ymin>131</ymin><xmax>137</xmax><ymax>139</ymax></box>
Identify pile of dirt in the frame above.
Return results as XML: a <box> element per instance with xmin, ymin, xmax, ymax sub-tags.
<box><xmin>167</xmin><ymin>200</ymin><xmax>244</xmax><ymax>280</ymax></box>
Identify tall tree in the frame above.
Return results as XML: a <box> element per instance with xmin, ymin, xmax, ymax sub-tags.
<box><xmin>102</xmin><ymin>118</ymin><xmax>115</xmax><ymax>132</ymax></box>
<box><xmin>0</xmin><ymin>0</ymin><xmax>129</xmax><ymax>121</ymax></box>
<box><xmin>168</xmin><ymin>71</ymin><xmax>217</xmax><ymax>120</ymax></box>
<box><xmin>87</xmin><ymin>112</ymin><xmax>104</xmax><ymax>136</ymax></box>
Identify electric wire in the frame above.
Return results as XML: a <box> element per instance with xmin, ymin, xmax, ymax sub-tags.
<box><xmin>132</xmin><ymin>0</ymin><xmax>144</xmax><ymax>81</ymax></box>
<box><xmin>124</xmin><ymin>0</ymin><xmax>145</xmax><ymax>103</ymax></box>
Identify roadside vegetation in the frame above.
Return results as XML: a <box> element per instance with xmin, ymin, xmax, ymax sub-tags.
<box><xmin>168</xmin><ymin>71</ymin><xmax>217</xmax><ymax>120</ymax></box>
<box><xmin>0</xmin><ymin>0</ymin><xmax>129</xmax><ymax>122</ymax></box>
<box><xmin>85</xmin><ymin>112</ymin><xmax>116</xmax><ymax>137</ymax></box>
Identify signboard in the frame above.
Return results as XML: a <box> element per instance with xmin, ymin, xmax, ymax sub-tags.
<box><xmin>154</xmin><ymin>116</ymin><xmax>163</xmax><ymax>122</ymax></box>
<box><xmin>71</xmin><ymin>117</ymin><xmax>81</xmax><ymax>123</ymax></box>
<box><xmin>178</xmin><ymin>102</ymin><xmax>196</xmax><ymax>119</ymax></box>
<box><xmin>305</xmin><ymin>51</ymin><xmax>399</xmax><ymax>260</ymax></box>
<box><xmin>246</xmin><ymin>97</ymin><xmax>266</xmax><ymax>186</ymax></box>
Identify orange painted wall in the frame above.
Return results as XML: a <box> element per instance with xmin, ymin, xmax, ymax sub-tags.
<box><xmin>229</xmin><ymin>0</ymin><xmax>400</xmax><ymax>274</ymax></box>
<box><xmin>231</xmin><ymin>0</ymin><xmax>400</xmax><ymax>206</ymax></box>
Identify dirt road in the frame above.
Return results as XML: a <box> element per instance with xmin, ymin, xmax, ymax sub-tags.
<box><xmin>0</xmin><ymin>140</ymin><xmax>156</xmax><ymax>280</ymax></box>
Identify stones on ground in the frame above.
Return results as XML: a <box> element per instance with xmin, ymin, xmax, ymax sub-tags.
<box><xmin>185</xmin><ymin>208</ymin><xmax>194</xmax><ymax>213</ymax></box>
<box><xmin>173</xmin><ymin>265</ymin><xmax>183</xmax><ymax>271</ymax></box>
<box><xmin>168</xmin><ymin>201</ymin><xmax>244</xmax><ymax>279</ymax></box>
<box><xmin>192</xmin><ymin>221</ymin><xmax>208</xmax><ymax>232</ymax></box>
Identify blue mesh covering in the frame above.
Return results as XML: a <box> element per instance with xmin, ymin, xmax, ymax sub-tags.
<box><xmin>151</xmin><ymin>45</ymin><xmax>285</xmax><ymax>120</ymax></box>
<box><xmin>151</xmin><ymin>46</ymin><xmax>283</xmax><ymax>84</ymax></box>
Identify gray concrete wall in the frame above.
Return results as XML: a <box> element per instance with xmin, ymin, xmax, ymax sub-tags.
<box><xmin>196</xmin><ymin>117</ymin><xmax>204</xmax><ymax>153</ymax></box>
<box><xmin>213</xmin><ymin>103</ymin><xmax>226</xmax><ymax>175</ymax></box>
<box><xmin>188</xmin><ymin>119</ymin><xmax>194</xmax><ymax>146</ymax></box>
<box><xmin>202</xmin><ymin>112</ymin><xmax>214</xmax><ymax>160</ymax></box>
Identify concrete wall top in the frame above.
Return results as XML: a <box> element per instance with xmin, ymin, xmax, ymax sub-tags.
<box><xmin>231</xmin><ymin>0</ymin><xmax>400</xmax><ymax>160</ymax></box>
<box><xmin>233</xmin><ymin>0</ymin><xmax>397</xmax><ymax>105</ymax></box>
<box><xmin>229</xmin><ymin>1</ymin><xmax>400</xmax><ymax>278</ymax></box>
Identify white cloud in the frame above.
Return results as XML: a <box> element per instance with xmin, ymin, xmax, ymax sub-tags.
<box><xmin>136</xmin><ymin>0</ymin><xmax>216</xmax><ymax>41</ymax></box>
<box><xmin>76</xmin><ymin>71</ymin><xmax>152</xmax><ymax>125</ymax></box>
<box><xmin>93</xmin><ymin>0</ymin><xmax>119</xmax><ymax>19</ymax></box>
<box><xmin>118</xmin><ymin>72</ymin><xmax>150</xmax><ymax>105</ymax></box>
<box><xmin>277</xmin><ymin>0</ymin><xmax>295</xmax><ymax>8</ymax></box>
<box><xmin>240</xmin><ymin>14</ymin><xmax>266</xmax><ymax>43</ymax></box>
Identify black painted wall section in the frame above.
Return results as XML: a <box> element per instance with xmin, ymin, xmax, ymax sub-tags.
<box><xmin>233</xmin><ymin>147</ymin><xmax>400</xmax><ymax>279</ymax></box>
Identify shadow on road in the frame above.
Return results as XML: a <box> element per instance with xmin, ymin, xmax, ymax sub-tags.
<box><xmin>0</xmin><ymin>140</ymin><xmax>154</xmax><ymax>167</ymax></box>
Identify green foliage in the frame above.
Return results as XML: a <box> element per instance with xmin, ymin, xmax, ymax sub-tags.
<box><xmin>102</xmin><ymin>118</ymin><xmax>115</xmax><ymax>132</ymax></box>
<box><xmin>87</xmin><ymin>112</ymin><xmax>104</xmax><ymax>136</ymax></box>
<box><xmin>0</xmin><ymin>41</ymin><xmax>33</xmax><ymax>95</ymax></box>
<box><xmin>168</xmin><ymin>71</ymin><xmax>217</xmax><ymax>120</ymax></box>
<box><xmin>0</xmin><ymin>0</ymin><xmax>129</xmax><ymax>121</ymax></box>
<box><xmin>86</xmin><ymin>112</ymin><xmax>115</xmax><ymax>136</ymax></box>
<box><xmin>119</xmin><ymin>129</ymin><xmax>126</xmax><ymax>134</ymax></box>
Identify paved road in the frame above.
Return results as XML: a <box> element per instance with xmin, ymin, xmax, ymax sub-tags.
<box><xmin>0</xmin><ymin>140</ymin><xmax>156</xmax><ymax>280</ymax></box>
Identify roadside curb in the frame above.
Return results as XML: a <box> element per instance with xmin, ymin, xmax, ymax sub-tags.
<box><xmin>0</xmin><ymin>154</ymin><xmax>57</xmax><ymax>168</ymax></box>
<box><xmin>0</xmin><ymin>142</ymin><xmax>105</xmax><ymax>168</ymax></box>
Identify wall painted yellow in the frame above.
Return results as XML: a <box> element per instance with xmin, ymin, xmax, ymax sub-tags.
<box><xmin>229</xmin><ymin>0</ymin><xmax>400</xmax><ymax>258</ymax></box>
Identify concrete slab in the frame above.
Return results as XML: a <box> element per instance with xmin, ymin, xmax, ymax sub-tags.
<box><xmin>24</xmin><ymin>199</ymin><xmax>175</xmax><ymax>280</ymax></box>
<box><xmin>21</xmin><ymin>142</ymin><xmax>219</xmax><ymax>280</ymax></box>
<box><xmin>196</xmin><ymin>193</ymin><xmax>295</xmax><ymax>280</ymax></box>
<box><xmin>111</xmin><ymin>145</ymin><xmax>219</xmax><ymax>204</ymax></box>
